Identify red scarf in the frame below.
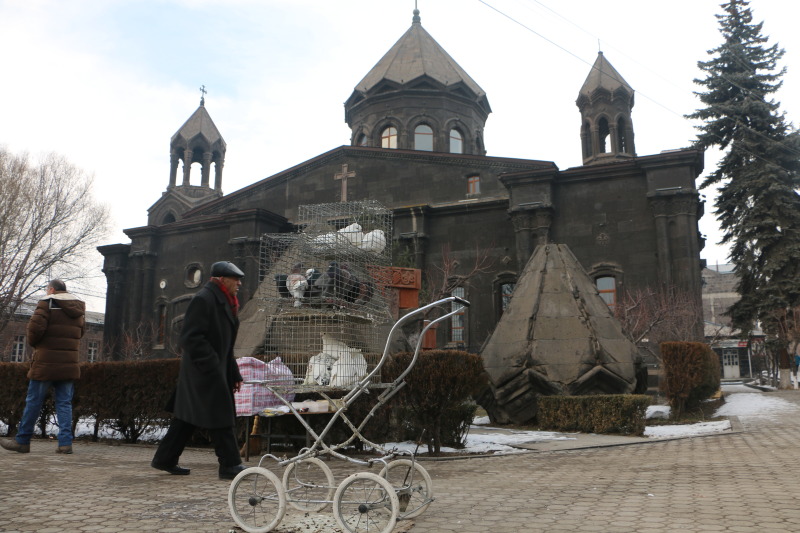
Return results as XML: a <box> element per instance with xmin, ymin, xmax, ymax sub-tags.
<box><xmin>212</xmin><ymin>277</ymin><xmax>239</xmax><ymax>316</ymax></box>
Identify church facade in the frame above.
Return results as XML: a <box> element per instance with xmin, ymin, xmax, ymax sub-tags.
<box><xmin>99</xmin><ymin>9</ymin><xmax>705</xmax><ymax>359</ymax></box>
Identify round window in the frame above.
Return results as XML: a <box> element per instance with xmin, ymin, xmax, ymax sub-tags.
<box><xmin>185</xmin><ymin>264</ymin><xmax>203</xmax><ymax>288</ymax></box>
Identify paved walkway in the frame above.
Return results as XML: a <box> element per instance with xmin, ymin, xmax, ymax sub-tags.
<box><xmin>2</xmin><ymin>389</ymin><xmax>799</xmax><ymax>532</ymax></box>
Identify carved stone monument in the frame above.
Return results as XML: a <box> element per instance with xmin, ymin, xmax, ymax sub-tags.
<box><xmin>481</xmin><ymin>244</ymin><xmax>640</xmax><ymax>424</ymax></box>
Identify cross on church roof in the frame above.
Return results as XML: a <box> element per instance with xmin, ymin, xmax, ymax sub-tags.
<box><xmin>333</xmin><ymin>163</ymin><xmax>356</xmax><ymax>202</ymax></box>
<box><xmin>199</xmin><ymin>84</ymin><xmax>207</xmax><ymax>106</ymax></box>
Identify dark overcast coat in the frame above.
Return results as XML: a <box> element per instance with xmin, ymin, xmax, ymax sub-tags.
<box><xmin>26</xmin><ymin>292</ymin><xmax>85</xmax><ymax>381</ymax></box>
<box><xmin>172</xmin><ymin>281</ymin><xmax>243</xmax><ymax>429</ymax></box>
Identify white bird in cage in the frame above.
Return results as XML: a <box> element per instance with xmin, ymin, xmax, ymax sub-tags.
<box><xmin>327</xmin><ymin>336</ymin><xmax>368</xmax><ymax>387</ymax></box>
<box><xmin>285</xmin><ymin>263</ymin><xmax>309</xmax><ymax>308</ymax></box>
<box><xmin>338</xmin><ymin>222</ymin><xmax>363</xmax><ymax>246</ymax></box>
<box><xmin>310</xmin><ymin>232</ymin><xmax>339</xmax><ymax>251</ymax></box>
<box><xmin>303</xmin><ymin>333</ymin><xmax>344</xmax><ymax>386</ymax></box>
<box><xmin>359</xmin><ymin>229</ymin><xmax>386</xmax><ymax>253</ymax></box>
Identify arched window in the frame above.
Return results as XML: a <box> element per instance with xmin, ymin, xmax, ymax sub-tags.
<box><xmin>449</xmin><ymin>129</ymin><xmax>463</xmax><ymax>154</ymax></box>
<box><xmin>598</xmin><ymin>117</ymin><xmax>610</xmax><ymax>153</ymax></box>
<box><xmin>617</xmin><ymin>117</ymin><xmax>628</xmax><ymax>153</ymax></box>
<box><xmin>501</xmin><ymin>282</ymin><xmax>515</xmax><ymax>312</ymax></box>
<box><xmin>596</xmin><ymin>276</ymin><xmax>616</xmax><ymax>309</ymax></box>
<box><xmin>450</xmin><ymin>286</ymin><xmax>466</xmax><ymax>344</ymax></box>
<box><xmin>414</xmin><ymin>124</ymin><xmax>433</xmax><ymax>151</ymax></box>
<box><xmin>467</xmin><ymin>175</ymin><xmax>480</xmax><ymax>195</ymax></box>
<box><xmin>162</xmin><ymin>212</ymin><xmax>176</xmax><ymax>224</ymax></box>
<box><xmin>356</xmin><ymin>133</ymin><xmax>368</xmax><ymax>147</ymax></box>
<box><xmin>381</xmin><ymin>126</ymin><xmax>398</xmax><ymax>149</ymax></box>
<box><xmin>155</xmin><ymin>303</ymin><xmax>167</xmax><ymax>348</ymax></box>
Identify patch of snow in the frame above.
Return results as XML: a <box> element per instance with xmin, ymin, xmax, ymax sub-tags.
<box><xmin>646</xmin><ymin>405</ymin><xmax>670</xmax><ymax>419</ymax></box>
<box><xmin>644</xmin><ymin>420</ymin><xmax>731</xmax><ymax>438</ymax></box>
<box><xmin>714</xmin><ymin>392</ymin><xmax>797</xmax><ymax>420</ymax></box>
<box><xmin>7</xmin><ymin>387</ymin><xmax>795</xmax><ymax>454</ymax></box>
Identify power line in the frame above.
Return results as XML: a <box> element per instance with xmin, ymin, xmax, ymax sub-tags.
<box><xmin>477</xmin><ymin>0</ymin><xmax>800</xmax><ymax>174</ymax></box>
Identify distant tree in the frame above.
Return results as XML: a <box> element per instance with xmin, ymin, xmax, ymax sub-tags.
<box><xmin>0</xmin><ymin>147</ymin><xmax>109</xmax><ymax>336</ymax></box>
<box><xmin>686</xmin><ymin>1</ymin><xmax>800</xmax><ymax>352</ymax></box>
<box><xmin>615</xmin><ymin>285</ymin><xmax>704</xmax><ymax>361</ymax></box>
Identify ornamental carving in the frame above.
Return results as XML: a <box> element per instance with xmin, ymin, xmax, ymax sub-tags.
<box><xmin>649</xmin><ymin>196</ymin><xmax>699</xmax><ymax>217</ymax></box>
<box><xmin>511</xmin><ymin>213</ymin><xmax>533</xmax><ymax>232</ymax></box>
<box><xmin>595</xmin><ymin>232</ymin><xmax>610</xmax><ymax>246</ymax></box>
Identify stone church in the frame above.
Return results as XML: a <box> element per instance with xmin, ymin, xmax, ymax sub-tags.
<box><xmin>98</xmin><ymin>8</ymin><xmax>705</xmax><ymax>359</ymax></box>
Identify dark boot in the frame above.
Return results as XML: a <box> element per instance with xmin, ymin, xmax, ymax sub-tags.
<box><xmin>0</xmin><ymin>439</ymin><xmax>30</xmax><ymax>453</ymax></box>
<box><xmin>219</xmin><ymin>464</ymin><xmax>247</xmax><ymax>480</ymax></box>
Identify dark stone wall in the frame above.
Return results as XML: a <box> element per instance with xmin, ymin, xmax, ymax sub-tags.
<box><xmin>100</xmin><ymin>145</ymin><xmax>705</xmax><ymax>358</ymax></box>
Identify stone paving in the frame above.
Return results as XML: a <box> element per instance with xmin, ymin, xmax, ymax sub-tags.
<box><xmin>2</xmin><ymin>389</ymin><xmax>800</xmax><ymax>532</ymax></box>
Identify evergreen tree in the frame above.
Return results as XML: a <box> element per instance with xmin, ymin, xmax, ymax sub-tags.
<box><xmin>687</xmin><ymin>0</ymin><xmax>800</xmax><ymax>336</ymax></box>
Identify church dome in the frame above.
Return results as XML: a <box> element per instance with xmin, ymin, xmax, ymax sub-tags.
<box><xmin>345</xmin><ymin>9</ymin><xmax>490</xmax><ymax>155</ymax></box>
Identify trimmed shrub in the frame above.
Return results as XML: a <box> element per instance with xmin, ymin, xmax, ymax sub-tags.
<box><xmin>660</xmin><ymin>341</ymin><xmax>721</xmax><ymax>418</ymax></box>
<box><xmin>384</xmin><ymin>350</ymin><xmax>487</xmax><ymax>455</ymax></box>
<box><xmin>537</xmin><ymin>395</ymin><xmax>649</xmax><ymax>436</ymax></box>
<box><xmin>0</xmin><ymin>363</ymin><xmax>30</xmax><ymax>436</ymax></box>
<box><xmin>78</xmin><ymin>359</ymin><xmax>179</xmax><ymax>442</ymax></box>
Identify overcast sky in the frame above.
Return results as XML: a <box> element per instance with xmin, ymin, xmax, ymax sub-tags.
<box><xmin>1</xmin><ymin>0</ymin><xmax>798</xmax><ymax>309</ymax></box>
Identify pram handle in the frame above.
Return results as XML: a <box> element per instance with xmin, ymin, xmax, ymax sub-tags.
<box><xmin>452</xmin><ymin>296</ymin><xmax>470</xmax><ymax>307</ymax></box>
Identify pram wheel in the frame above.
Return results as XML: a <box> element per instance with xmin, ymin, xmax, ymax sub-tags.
<box><xmin>282</xmin><ymin>457</ymin><xmax>335</xmax><ymax>512</ymax></box>
<box><xmin>333</xmin><ymin>472</ymin><xmax>399</xmax><ymax>533</ymax></box>
<box><xmin>228</xmin><ymin>467</ymin><xmax>286</xmax><ymax>533</ymax></box>
<box><xmin>380</xmin><ymin>459</ymin><xmax>434</xmax><ymax>519</ymax></box>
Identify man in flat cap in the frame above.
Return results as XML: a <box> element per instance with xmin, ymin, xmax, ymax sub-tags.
<box><xmin>151</xmin><ymin>261</ymin><xmax>247</xmax><ymax>480</ymax></box>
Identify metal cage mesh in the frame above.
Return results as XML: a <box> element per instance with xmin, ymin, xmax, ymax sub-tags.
<box><xmin>258</xmin><ymin>201</ymin><xmax>394</xmax><ymax>387</ymax></box>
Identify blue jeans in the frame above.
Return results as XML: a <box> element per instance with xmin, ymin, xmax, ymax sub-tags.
<box><xmin>15</xmin><ymin>380</ymin><xmax>74</xmax><ymax>447</ymax></box>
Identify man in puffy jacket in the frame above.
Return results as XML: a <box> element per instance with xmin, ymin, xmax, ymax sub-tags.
<box><xmin>1</xmin><ymin>280</ymin><xmax>85</xmax><ymax>454</ymax></box>
<box><xmin>151</xmin><ymin>261</ymin><xmax>246</xmax><ymax>480</ymax></box>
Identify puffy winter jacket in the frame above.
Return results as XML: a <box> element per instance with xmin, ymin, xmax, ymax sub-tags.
<box><xmin>26</xmin><ymin>291</ymin><xmax>86</xmax><ymax>381</ymax></box>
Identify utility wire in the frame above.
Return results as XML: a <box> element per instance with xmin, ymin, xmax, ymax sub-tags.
<box><xmin>477</xmin><ymin>0</ymin><xmax>800</xmax><ymax>174</ymax></box>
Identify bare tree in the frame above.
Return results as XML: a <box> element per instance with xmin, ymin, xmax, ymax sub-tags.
<box><xmin>0</xmin><ymin>147</ymin><xmax>109</xmax><ymax>335</ymax></box>
<box><xmin>614</xmin><ymin>285</ymin><xmax>704</xmax><ymax>362</ymax></box>
<box><xmin>422</xmin><ymin>243</ymin><xmax>495</xmax><ymax>306</ymax></box>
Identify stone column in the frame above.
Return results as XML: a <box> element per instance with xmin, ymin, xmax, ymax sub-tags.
<box><xmin>609</xmin><ymin>123</ymin><xmax>619</xmax><ymax>154</ymax></box>
<box><xmin>169</xmin><ymin>151</ymin><xmax>179</xmax><ymax>188</ymax></box>
<box><xmin>510</xmin><ymin>207</ymin><xmax>552</xmax><ymax>267</ymax></box>
<box><xmin>182</xmin><ymin>149</ymin><xmax>193</xmax><ymax>186</ymax></box>
<box><xmin>649</xmin><ymin>197</ymin><xmax>673</xmax><ymax>286</ymax></box>
<box><xmin>201</xmin><ymin>151</ymin><xmax>212</xmax><ymax>187</ymax></box>
<box><xmin>214</xmin><ymin>159</ymin><xmax>224</xmax><ymax>191</ymax></box>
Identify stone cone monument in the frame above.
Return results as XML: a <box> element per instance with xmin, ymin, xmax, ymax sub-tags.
<box><xmin>481</xmin><ymin>244</ymin><xmax>640</xmax><ymax>424</ymax></box>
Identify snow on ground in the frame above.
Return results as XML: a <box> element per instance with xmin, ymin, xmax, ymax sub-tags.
<box><xmin>714</xmin><ymin>390</ymin><xmax>798</xmax><ymax>420</ymax></box>
<box><xmin>4</xmin><ymin>382</ymin><xmax>798</xmax><ymax>455</ymax></box>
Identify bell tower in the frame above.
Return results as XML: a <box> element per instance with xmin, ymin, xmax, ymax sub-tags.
<box><xmin>576</xmin><ymin>52</ymin><xmax>636</xmax><ymax>165</ymax></box>
<box><xmin>148</xmin><ymin>88</ymin><xmax>226</xmax><ymax>226</ymax></box>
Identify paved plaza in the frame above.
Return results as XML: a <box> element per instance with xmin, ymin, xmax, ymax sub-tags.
<box><xmin>2</xmin><ymin>388</ymin><xmax>799</xmax><ymax>532</ymax></box>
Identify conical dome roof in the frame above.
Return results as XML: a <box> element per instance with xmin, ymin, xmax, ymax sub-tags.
<box><xmin>171</xmin><ymin>103</ymin><xmax>225</xmax><ymax>148</ymax></box>
<box><xmin>350</xmin><ymin>9</ymin><xmax>489</xmax><ymax>111</ymax></box>
<box><xmin>579</xmin><ymin>51</ymin><xmax>633</xmax><ymax>97</ymax></box>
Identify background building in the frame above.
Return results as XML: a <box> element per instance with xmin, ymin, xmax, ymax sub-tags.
<box><xmin>99</xmin><ymin>9</ymin><xmax>705</xmax><ymax>359</ymax></box>
<box><xmin>0</xmin><ymin>299</ymin><xmax>104</xmax><ymax>364</ymax></box>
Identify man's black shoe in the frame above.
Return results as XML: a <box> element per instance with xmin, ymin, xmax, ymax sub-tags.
<box><xmin>219</xmin><ymin>464</ymin><xmax>247</xmax><ymax>480</ymax></box>
<box><xmin>151</xmin><ymin>461</ymin><xmax>190</xmax><ymax>475</ymax></box>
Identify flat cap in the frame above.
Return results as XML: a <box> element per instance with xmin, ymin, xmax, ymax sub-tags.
<box><xmin>211</xmin><ymin>261</ymin><xmax>245</xmax><ymax>278</ymax></box>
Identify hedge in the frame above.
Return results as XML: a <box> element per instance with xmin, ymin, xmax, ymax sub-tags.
<box><xmin>537</xmin><ymin>394</ymin><xmax>650</xmax><ymax>436</ymax></box>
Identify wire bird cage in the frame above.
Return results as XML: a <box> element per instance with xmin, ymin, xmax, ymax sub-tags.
<box><xmin>257</xmin><ymin>201</ymin><xmax>394</xmax><ymax>388</ymax></box>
